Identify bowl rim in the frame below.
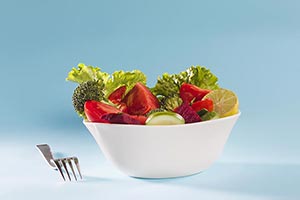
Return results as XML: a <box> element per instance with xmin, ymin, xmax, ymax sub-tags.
<box><xmin>83</xmin><ymin>111</ymin><xmax>241</xmax><ymax>128</ymax></box>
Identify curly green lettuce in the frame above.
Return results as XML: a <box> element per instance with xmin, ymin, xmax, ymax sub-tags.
<box><xmin>66</xmin><ymin>63</ymin><xmax>147</xmax><ymax>99</ymax></box>
<box><xmin>66</xmin><ymin>63</ymin><xmax>109</xmax><ymax>84</ymax></box>
<box><xmin>151</xmin><ymin>65</ymin><xmax>219</xmax><ymax>109</ymax></box>
<box><xmin>105</xmin><ymin>70</ymin><xmax>146</xmax><ymax>97</ymax></box>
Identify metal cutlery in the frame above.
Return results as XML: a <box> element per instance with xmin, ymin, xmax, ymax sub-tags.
<box><xmin>36</xmin><ymin>144</ymin><xmax>82</xmax><ymax>181</ymax></box>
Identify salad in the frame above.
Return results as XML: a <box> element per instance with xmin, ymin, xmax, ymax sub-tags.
<box><xmin>66</xmin><ymin>63</ymin><xmax>239</xmax><ymax>125</ymax></box>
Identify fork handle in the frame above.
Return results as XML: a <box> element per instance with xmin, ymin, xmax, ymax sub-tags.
<box><xmin>36</xmin><ymin>144</ymin><xmax>56</xmax><ymax>168</ymax></box>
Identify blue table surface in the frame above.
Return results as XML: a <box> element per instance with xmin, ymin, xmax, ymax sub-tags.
<box><xmin>1</xmin><ymin>1</ymin><xmax>300</xmax><ymax>199</ymax></box>
<box><xmin>1</xmin><ymin>119</ymin><xmax>299</xmax><ymax>200</ymax></box>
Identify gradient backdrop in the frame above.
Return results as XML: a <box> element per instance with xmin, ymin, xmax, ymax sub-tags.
<box><xmin>1</xmin><ymin>0</ymin><xmax>299</xmax><ymax>199</ymax></box>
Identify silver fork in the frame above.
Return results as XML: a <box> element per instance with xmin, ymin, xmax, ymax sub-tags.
<box><xmin>36</xmin><ymin>144</ymin><xmax>82</xmax><ymax>181</ymax></box>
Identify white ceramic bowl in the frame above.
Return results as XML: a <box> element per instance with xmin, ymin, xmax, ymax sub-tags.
<box><xmin>83</xmin><ymin>112</ymin><xmax>240</xmax><ymax>178</ymax></box>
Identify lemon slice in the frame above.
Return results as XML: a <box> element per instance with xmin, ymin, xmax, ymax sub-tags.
<box><xmin>146</xmin><ymin>111</ymin><xmax>185</xmax><ymax>125</ymax></box>
<box><xmin>203</xmin><ymin>88</ymin><xmax>239</xmax><ymax>117</ymax></box>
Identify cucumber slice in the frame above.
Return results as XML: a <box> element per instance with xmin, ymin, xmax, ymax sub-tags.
<box><xmin>146</xmin><ymin>111</ymin><xmax>185</xmax><ymax>125</ymax></box>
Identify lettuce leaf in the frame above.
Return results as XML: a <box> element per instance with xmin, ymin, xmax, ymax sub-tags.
<box><xmin>152</xmin><ymin>65</ymin><xmax>219</xmax><ymax>98</ymax></box>
<box><xmin>66</xmin><ymin>63</ymin><xmax>109</xmax><ymax>84</ymax></box>
<box><xmin>186</xmin><ymin>66</ymin><xmax>219</xmax><ymax>90</ymax></box>
<box><xmin>151</xmin><ymin>66</ymin><xmax>219</xmax><ymax>109</ymax></box>
<box><xmin>105</xmin><ymin>70</ymin><xmax>146</xmax><ymax>97</ymax></box>
<box><xmin>66</xmin><ymin>63</ymin><xmax>147</xmax><ymax>99</ymax></box>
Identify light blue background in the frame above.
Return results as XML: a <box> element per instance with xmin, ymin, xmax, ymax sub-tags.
<box><xmin>1</xmin><ymin>0</ymin><xmax>299</xmax><ymax>199</ymax></box>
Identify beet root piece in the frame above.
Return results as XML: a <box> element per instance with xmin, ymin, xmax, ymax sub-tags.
<box><xmin>101</xmin><ymin>113</ymin><xmax>143</xmax><ymax>125</ymax></box>
<box><xmin>174</xmin><ymin>103</ymin><xmax>201</xmax><ymax>123</ymax></box>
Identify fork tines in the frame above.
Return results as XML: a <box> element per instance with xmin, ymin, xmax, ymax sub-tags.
<box><xmin>52</xmin><ymin>157</ymin><xmax>82</xmax><ymax>181</ymax></box>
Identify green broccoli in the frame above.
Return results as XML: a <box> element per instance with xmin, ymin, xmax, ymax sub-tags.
<box><xmin>160</xmin><ymin>96</ymin><xmax>183</xmax><ymax>111</ymax></box>
<box><xmin>72</xmin><ymin>80</ymin><xmax>105</xmax><ymax>118</ymax></box>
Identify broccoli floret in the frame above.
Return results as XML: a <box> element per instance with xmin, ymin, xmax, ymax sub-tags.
<box><xmin>160</xmin><ymin>96</ymin><xmax>183</xmax><ymax>111</ymax></box>
<box><xmin>72</xmin><ymin>80</ymin><xmax>105</xmax><ymax>118</ymax></box>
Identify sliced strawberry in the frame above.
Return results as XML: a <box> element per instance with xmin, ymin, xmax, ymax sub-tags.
<box><xmin>84</xmin><ymin>100</ymin><xmax>120</xmax><ymax>122</ymax></box>
<box><xmin>108</xmin><ymin>85</ymin><xmax>127</xmax><ymax>104</ymax></box>
<box><xmin>191</xmin><ymin>99</ymin><xmax>214</xmax><ymax>112</ymax></box>
<box><xmin>101</xmin><ymin>113</ymin><xmax>142</xmax><ymax>125</ymax></box>
<box><xmin>180</xmin><ymin>83</ymin><xmax>211</xmax><ymax>103</ymax></box>
<box><xmin>122</xmin><ymin>82</ymin><xmax>160</xmax><ymax>115</ymax></box>
<box><xmin>174</xmin><ymin>102</ymin><xmax>201</xmax><ymax>123</ymax></box>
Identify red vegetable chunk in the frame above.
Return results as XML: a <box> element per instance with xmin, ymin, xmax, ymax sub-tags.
<box><xmin>180</xmin><ymin>83</ymin><xmax>211</xmax><ymax>103</ymax></box>
<box><xmin>191</xmin><ymin>99</ymin><xmax>214</xmax><ymax>112</ymax></box>
<box><xmin>101</xmin><ymin>113</ymin><xmax>142</xmax><ymax>125</ymax></box>
<box><xmin>84</xmin><ymin>100</ymin><xmax>120</xmax><ymax>122</ymax></box>
<box><xmin>118</xmin><ymin>102</ymin><xmax>128</xmax><ymax>113</ymax></box>
<box><xmin>122</xmin><ymin>82</ymin><xmax>160</xmax><ymax>115</ymax></box>
<box><xmin>130</xmin><ymin>115</ymin><xmax>148</xmax><ymax>125</ymax></box>
<box><xmin>108</xmin><ymin>85</ymin><xmax>127</xmax><ymax>104</ymax></box>
<box><xmin>174</xmin><ymin>103</ymin><xmax>201</xmax><ymax>123</ymax></box>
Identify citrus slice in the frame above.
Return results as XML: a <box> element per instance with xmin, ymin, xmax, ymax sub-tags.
<box><xmin>146</xmin><ymin>111</ymin><xmax>185</xmax><ymax>125</ymax></box>
<box><xmin>203</xmin><ymin>88</ymin><xmax>239</xmax><ymax>117</ymax></box>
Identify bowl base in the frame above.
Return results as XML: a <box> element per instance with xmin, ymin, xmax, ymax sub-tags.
<box><xmin>129</xmin><ymin>170</ymin><xmax>203</xmax><ymax>179</ymax></box>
